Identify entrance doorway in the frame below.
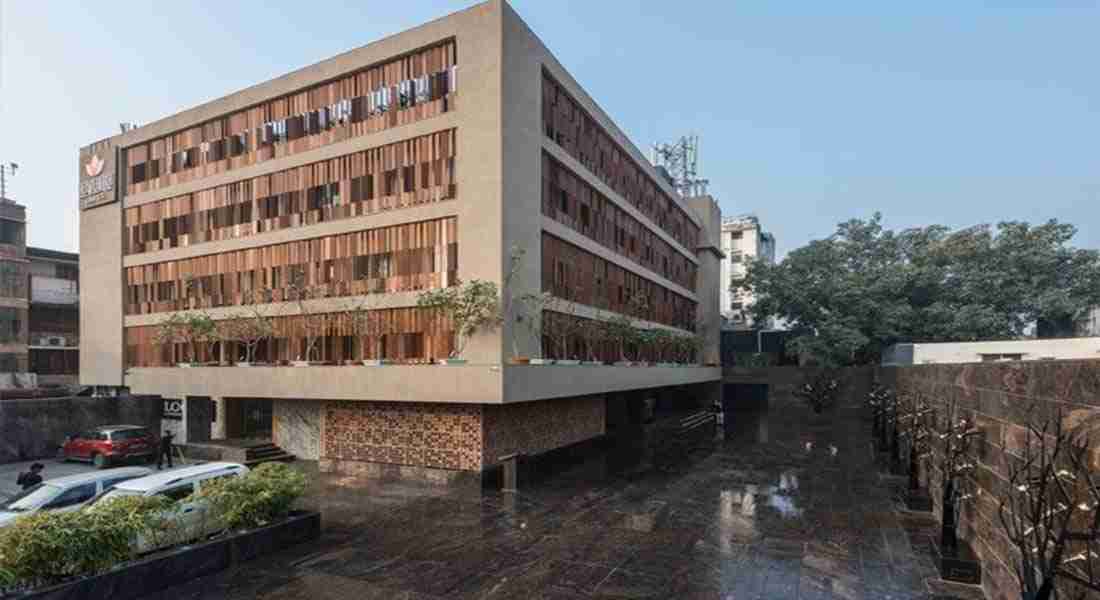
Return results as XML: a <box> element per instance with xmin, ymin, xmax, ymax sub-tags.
<box><xmin>225</xmin><ymin>398</ymin><xmax>273</xmax><ymax>440</ymax></box>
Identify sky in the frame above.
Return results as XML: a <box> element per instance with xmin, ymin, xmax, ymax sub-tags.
<box><xmin>0</xmin><ymin>1</ymin><xmax>1097</xmax><ymax>255</ymax></box>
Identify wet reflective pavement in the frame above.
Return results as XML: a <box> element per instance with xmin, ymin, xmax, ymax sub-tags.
<box><xmin>148</xmin><ymin>394</ymin><xmax>983</xmax><ymax>600</ymax></box>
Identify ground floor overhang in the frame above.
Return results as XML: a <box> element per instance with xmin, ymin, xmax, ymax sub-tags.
<box><xmin>125</xmin><ymin>365</ymin><xmax>722</xmax><ymax>404</ymax></box>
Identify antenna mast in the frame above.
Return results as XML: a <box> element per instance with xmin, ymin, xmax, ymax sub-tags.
<box><xmin>0</xmin><ymin>162</ymin><xmax>18</xmax><ymax>200</ymax></box>
<box><xmin>651</xmin><ymin>135</ymin><xmax>708</xmax><ymax>197</ymax></box>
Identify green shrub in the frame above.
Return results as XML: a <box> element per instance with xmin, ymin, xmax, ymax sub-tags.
<box><xmin>197</xmin><ymin>463</ymin><xmax>307</xmax><ymax>530</ymax></box>
<box><xmin>0</xmin><ymin>495</ymin><xmax>170</xmax><ymax>588</ymax></box>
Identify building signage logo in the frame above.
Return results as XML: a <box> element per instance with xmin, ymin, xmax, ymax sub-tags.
<box><xmin>163</xmin><ymin>399</ymin><xmax>183</xmax><ymax>420</ymax></box>
<box><xmin>84</xmin><ymin>155</ymin><xmax>105</xmax><ymax>177</ymax></box>
<box><xmin>79</xmin><ymin>146</ymin><xmax>117</xmax><ymax>210</ymax></box>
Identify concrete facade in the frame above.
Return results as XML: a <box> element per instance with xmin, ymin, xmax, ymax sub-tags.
<box><xmin>78</xmin><ymin>1</ymin><xmax>723</xmax><ymax>479</ymax></box>
<box><xmin>719</xmin><ymin>214</ymin><xmax>775</xmax><ymax>330</ymax></box>
<box><xmin>882</xmin><ymin>337</ymin><xmax>1100</xmax><ymax>366</ymax></box>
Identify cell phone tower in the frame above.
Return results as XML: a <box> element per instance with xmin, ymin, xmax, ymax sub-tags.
<box><xmin>651</xmin><ymin>135</ymin><xmax>708</xmax><ymax>198</ymax></box>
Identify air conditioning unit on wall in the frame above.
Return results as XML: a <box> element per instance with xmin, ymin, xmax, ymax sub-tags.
<box><xmin>38</xmin><ymin>336</ymin><xmax>66</xmax><ymax>347</ymax></box>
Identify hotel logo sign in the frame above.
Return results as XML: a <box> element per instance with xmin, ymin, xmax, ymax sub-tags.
<box><xmin>79</xmin><ymin>143</ymin><xmax>118</xmax><ymax>210</ymax></box>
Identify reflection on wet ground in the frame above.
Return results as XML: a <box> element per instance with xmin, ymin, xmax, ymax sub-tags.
<box><xmin>149</xmin><ymin>396</ymin><xmax>981</xmax><ymax>600</ymax></box>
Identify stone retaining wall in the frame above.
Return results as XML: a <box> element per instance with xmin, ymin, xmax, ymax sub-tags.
<box><xmin>0</xmin><ymin>395</ymin><xmax>162</xmax><ymax>463</ymax></box>
<box><xmin>886</xmin><ymin>359</ymin><xmax>1100</xmax><ymax>600</ymax></box>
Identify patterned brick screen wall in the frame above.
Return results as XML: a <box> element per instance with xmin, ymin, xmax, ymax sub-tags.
<box><xmin>482</xmin><ymin>395</ymin><xmax>605</xmax><ymax>467</ymax></box>
<box><xmin>887</xmin><ymin>360</ymin><xmax>1100</xmax><ymax>600</ymax></box>
<box><xmin>318</xmin><ymin>396</ymin><xmax>607</xmax><ymax>474</ymax></box>
<box><xmin>322</xmin><ymin>401</ymin><xmax>483</xmax><ymax>471</ymax></box>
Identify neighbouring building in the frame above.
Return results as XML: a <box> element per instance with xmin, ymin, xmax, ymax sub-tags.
<box><xmin>27</xmin><ymin>247</ymin><xmax>79</xmax><ymax>386</ymax></box>
<box><xmin>0</xmin><ymin>195</ymin><xmax>81</xmax><ymax>388</ymax></box>
<box><xmin>720</xmin><ymin>214</ymin><xmax>775</xmax><ymax>329</ymax></box>
<box><xmin>0</xmin><ymin>197</ymin><xmax>28</xmax><ymax>378</ymax></box>
<box><xmin>882</xmin><ymin>338</ymin><xmax>1100</xmax><ymax>366</ymax></box>
<box><xmin>78</xmin><ymin>1</ymin><xmax>724</xmax><ymax>482</ymax></box>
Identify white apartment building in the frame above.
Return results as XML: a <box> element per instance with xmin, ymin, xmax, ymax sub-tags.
<box><xmin>720</xmin><ymin>215</ymin><xmax>775</xmax><ymax>330</ymax></box>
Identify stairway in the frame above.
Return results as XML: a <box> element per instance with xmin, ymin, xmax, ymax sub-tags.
<box><xmin>243</xmin><ymin>442</ymin><xmax>296</xmax><ymax>467</ymax></box>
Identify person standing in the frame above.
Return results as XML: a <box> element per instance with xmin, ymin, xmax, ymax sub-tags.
<box><xmin>156</xmin><ymin>430</ymin><xmax>175</xmax><ymax>470</ymax></box>
<box><xmin>16</xmin><ymin>463</ymin><xmax>44</xmax><ymax>490</ymax></box>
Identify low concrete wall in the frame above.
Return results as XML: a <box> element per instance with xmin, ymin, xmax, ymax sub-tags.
<box><xmin>0</xmin><ymin>394</ymin><xmax>162</xmax><ymax>463</ymax></box>
<box><xmin>886</xmin><ymin>359</ymin><xmax>1100</xmax><ymax>600</ymax></box>
<box><xmin>723</xmin><ymin>366</ymin><xmax>874</xmax><ymax>408</ymax></box>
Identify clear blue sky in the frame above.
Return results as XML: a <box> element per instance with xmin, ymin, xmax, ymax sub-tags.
<box><xmin>1</xmin><ymin>1</ymin><xmax>1097</xmax><ymax>254</ymax></box>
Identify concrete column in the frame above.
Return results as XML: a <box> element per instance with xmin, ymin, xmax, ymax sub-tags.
<box><xmin>685</xmin><ymin>196</ymin><xmax>724</xmax><ymax>366</ymax></box>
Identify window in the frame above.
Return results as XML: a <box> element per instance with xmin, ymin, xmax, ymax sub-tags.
<box><xmin>45</xmin><ymin>483</ymin><xmax>98</xmax><ymax>509</ymax></box>
<box><xmin>580</xmin><ymin>204</ymin><xmax>590</xmax><ymax>229</ymax></box>
<box><xmin>157</xmin><ymin>483</ymin><xmax>195</xmax><ymax>502</ymax></box>
<box><xmin>384</xmin><ymin>170</ymin><xmax>397</xmax><ymax>196</ymax></box>
<box><xmin>728</xmin><ymin>231</ymin><xmax>743</xmax><ymax>240</ymax></box>
<box><xmin>0</xmin><ymin>220</ymin><xmax>25</xmax><ymax>246</ymax></box>
<box><xmin>0</xmin><ymin>307</ymin><xmax>24</xmax><ymax>343</ymax></box>
<box><xmin>402</xmin><ymin>166</ymin><xmax>415</xmax><ymax>193</ymax></box>
<box><xmin>131</xmin><ymin>163</ymin><xmax>147</xmax><ymax>184</ymax></box>
<box><xmin>102</xmin><ymin>476</ymin><xmax>138</xmax><ymax>491</ymax></box>
<box><xmin>729</xmin><ymin>252</ymin><xmax>743</xmax><ymax>264</ymax></box>
<box><xmin>560</xmin><ymin>189</ymin><xmax>568</xmax><ymax>215</ymax></box>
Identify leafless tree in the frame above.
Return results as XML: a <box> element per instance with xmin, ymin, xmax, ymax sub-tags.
<box><xmin>998</xmin><ymin>410</ymin><xmax>1100</xmax><ymax>600</ymax></box>
<box><xmin>935</xmin><ymin>396</ymin><xmax>981</xmax><ymax>553</ymax></box>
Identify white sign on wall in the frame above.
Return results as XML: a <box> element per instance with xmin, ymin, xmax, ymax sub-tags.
<box><xmin>31</xmin><ymin>277</ymin><xmax>78</xmax><ymax>305</ymax></box>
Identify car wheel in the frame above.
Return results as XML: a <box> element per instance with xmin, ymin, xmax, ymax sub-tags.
<box><xmin>92</xmin><ymin>453</ymin><xmax>107</xmax><ymax>469</ymax></box>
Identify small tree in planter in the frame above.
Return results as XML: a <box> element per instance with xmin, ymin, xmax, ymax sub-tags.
<box><xmin>417</xmin><ymin>279</ymin><xmax>501</xmax><ymax>364</ymax></box>
<box><xmin>544</xmin><ymin>298</ymin><xmax>586</xmax><ymax>364</ymax></box>
<box><xmin>793</xmin><ymin>369</ymin><xmax>842</xmax><ymax>413</ymax></box>
<box><xmin>154</xmin><ymin>312</ymin><xmax>216</xmax><ymax>366</ymax></box>
<box><xmin>602</xmin><ymin>314</ymin><xmax>638</xmax><ymax>365</ymax></box>
<box><xmin>502</xmin><ymin>245</ymin><xmax>533</xmax><ymax>364</ymax></box>
<box><xmin>220</xmin><ymin>304</ymin><xmax>273</xmax><ymax>366</ymax></box>
<box><xmin>518</xmin><ymin>291</ymin><xmax>554</xmax><ymax>364</ymax></box>
<box><xmin>579</xmin><ymin>310</ymin><xmax>609</xmax><ymax>365</ymax></box>
<box><xmin>346</xmin><ymin>297</ymin><xmax>388</xmax><ymax>365</ymax></box>
<box><xmin>932</xmin><ymin>397</ymin><xmax>982</xmax><ymax>580</ymax></box>
<box><xmin>288</xmin><ymin>271</ymin><xmax>329</xmax><ymax>365</ymax></box>
<box><xmin>647</xmin><ymin>328</ymin><xmax>675</xmax><ymax>366</ymax></box>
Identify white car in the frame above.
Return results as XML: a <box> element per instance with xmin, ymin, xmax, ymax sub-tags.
<box><xmin>89</xmin><ymin>462</ymin><xmax>249</xmax><ymax>553</ymax></box>
<box><xmin>0</xmin><ymin>466</ymin><xmax>153</xmax><ymax>528</ymax></box>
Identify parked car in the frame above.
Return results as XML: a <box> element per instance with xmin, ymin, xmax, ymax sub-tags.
<box><xmin>89</xmin><ymin>462</ymin><xmax>250</xmax><ymax>553</ymax></box>
<box><xmin>0</xmin><ymin>467</ymin><xmax>153</xmax><ymax>528</ymax></box>
<box><xmin>61</xmin><ymin>425</ymin><xmax>157</xmax><ymax>468</ymax></box>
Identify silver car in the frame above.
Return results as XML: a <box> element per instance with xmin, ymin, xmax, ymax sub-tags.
<box><xmin>0</xmin><ymin>466</ymin><xmax>153</xmax><ymax>528</ymax></box>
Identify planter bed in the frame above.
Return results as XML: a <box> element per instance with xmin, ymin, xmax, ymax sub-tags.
<box><xmin>7</xmin><ymin>511</ymin><xmax>320</xmax><ymax>600</ymax></box>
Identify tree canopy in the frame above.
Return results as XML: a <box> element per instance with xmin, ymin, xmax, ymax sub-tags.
<box><xmin>740</xmin><ymin>214</ymin><xmax>1100</xmax><ymax>366</ymax></box>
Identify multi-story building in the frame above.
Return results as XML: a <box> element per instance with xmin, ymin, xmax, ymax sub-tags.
<box><xmin>79</xmin><ymin>1</ymin><xmax>723</xmax><ymax>482</ymax></box>
<box><xmin>27</xmin><ymin>247</ymin><xmax>79</xmax><ymax>386</ymax></box>
<box><xmin>0</xmin><ymin>198</ymin><xmax>28</xmax><ymax>375</ymax></box>
<box><xmin>720</xmin><ymin>214</ymin><xmax>775</xmax><ymax>329</ymax></box>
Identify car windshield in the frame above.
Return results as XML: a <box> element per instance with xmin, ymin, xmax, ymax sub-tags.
<box><xmin>89</xmin><ymin>488</ymin><xmax>142</xmax><ymax>506</ymax></box>
<box><xmin>0</xmin><ymin>484</ymin><xmax>62</xmax><ymax>512</ymax></box>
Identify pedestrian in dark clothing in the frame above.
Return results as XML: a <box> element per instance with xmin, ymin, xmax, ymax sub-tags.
<box><xmin>16</xmin><ymin>463</ymin><xmax>44</xmax><ymax>490</ymax></box>
<box><xmin>156</xmin><ymin>431</ymin><xmax>175</xmax><ymax>470</ymax></box>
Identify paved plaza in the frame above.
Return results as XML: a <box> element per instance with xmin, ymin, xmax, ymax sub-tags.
<box><xmin>146</xmin><ymin>391</ymin><xmax>982</xmax><ymax>600</ymax></box>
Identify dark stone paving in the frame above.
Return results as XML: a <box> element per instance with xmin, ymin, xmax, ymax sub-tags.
<box><xmin>145</xmin><ymin>394</ymin><xmax>985</xmax><ymax>599</ymax></box>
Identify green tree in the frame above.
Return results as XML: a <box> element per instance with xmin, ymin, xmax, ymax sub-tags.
<box><xmin>741</xmin><ymin>215</ymin><xmax>1100</xmax><ymax>366</ymax></box>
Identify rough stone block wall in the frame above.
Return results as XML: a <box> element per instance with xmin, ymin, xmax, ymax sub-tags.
<box><xmin>482</xmin><ymin>395</ymin><xmax>605</xmax><ymax>466</ymax></box>
<box><xmin>888</xmin><ymin>359</ymin><xmax>1100</xmax><ymax>600</ymax></box>
<box><xmin>273</xmin><ymin>399</ymin><xmax>321</xmax><ymax>460</ymax></box>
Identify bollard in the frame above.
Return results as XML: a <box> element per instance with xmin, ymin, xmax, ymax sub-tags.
<box><xmin>499</xmin><ymin>453</ymin><xmax>520</xmax><ymax>492</ymax></box>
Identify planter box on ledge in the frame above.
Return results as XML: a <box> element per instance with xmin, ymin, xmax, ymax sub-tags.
<box><xmin>439</xmin><ymin>359</ymin><xmax>468</xmax><ymax>365</ymax></box>
<box><xmin>18</xmin><ymin>511</ymin><xmax>320</xmax><ymax>600</ymax></box>
<box><xmin>529</xmin><ymin>358</ymin><xmax>555</xmax><ymax>366</ymax></box>
<box><xmin>556</xmin><ymin>360</ymin><xmax>581</xmax><ymax>366</ymax></box>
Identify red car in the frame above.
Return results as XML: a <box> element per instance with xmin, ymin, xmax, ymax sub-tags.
<box><xmin>61</xmin><ymin>425</ymin><xmax>157</xmax><ymax>469</ymax></box>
